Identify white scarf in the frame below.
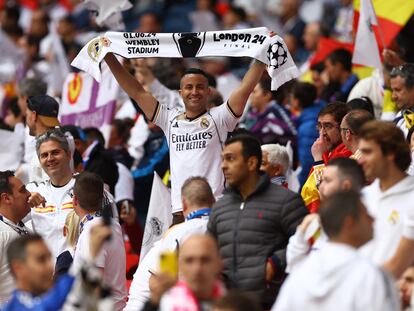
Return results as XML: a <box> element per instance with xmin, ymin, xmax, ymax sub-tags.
<box><xmin>71</xmin><ymin>27</ymin><xmax>299</xmax><ymax>90</ymax></box>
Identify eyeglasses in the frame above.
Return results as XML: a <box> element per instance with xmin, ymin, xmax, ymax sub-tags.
<box><xmin>316</xmin><ymin>122</ymin><xmax>339</xmax><ymax>131</ymax></box>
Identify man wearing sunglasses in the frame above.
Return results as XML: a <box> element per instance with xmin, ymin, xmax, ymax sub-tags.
<box><xmin>390</xmin><ymin>63</ymin><xmax>414</xmax><ymax>138</ymax></box>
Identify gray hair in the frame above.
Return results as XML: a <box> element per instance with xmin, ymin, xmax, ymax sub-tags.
<box><xmin>36</xmin><ymin>128</ymin><xmax>70</xmax><ymax>157</ymax></box>
<box><xmin>390</xmin><ymin>63</ymin><xmax>414</xmax><ymax>89</ymax></box>
<box><xmin>261</xmin><ymin>144</ymin><xmax>290</xmax><ymax>174</ymax></box>
<box><xmin>18</xmin><ymin>77</ymin><xmax>47</xmax><ymax>97</ymax></box>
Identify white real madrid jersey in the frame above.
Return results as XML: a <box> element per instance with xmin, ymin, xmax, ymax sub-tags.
<box><xmin>153</xmin><ymin>102</ymin><xmax>239</xmax><ymax>212</ymax></box>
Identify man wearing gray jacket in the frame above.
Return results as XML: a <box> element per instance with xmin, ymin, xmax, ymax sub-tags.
<box><xmin>207</xmin><ymin>134</ymin><xmax>308</xmax><ymax>308</ymax></box>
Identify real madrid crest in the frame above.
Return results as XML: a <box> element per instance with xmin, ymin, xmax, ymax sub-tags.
<box><xmin>87</xmin><ymin>37</ymin><xmax>112</xmax><ymax>62</ymax></box>
<box><xmin>200</xmin><ymin>117</ymin><xmax>209</xmax><ymax>128</ymax></box>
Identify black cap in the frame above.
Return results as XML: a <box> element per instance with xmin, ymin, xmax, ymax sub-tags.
<box><xmin>27</xmin><ymin>95</ymin><xmax>60</xmax><ymax>127</ymax></box>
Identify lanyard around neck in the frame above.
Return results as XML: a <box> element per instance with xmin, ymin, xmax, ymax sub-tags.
<box><xmin>0</xmin><ymin>215</ymin><xmax>29</xmax><ymax>236</ymax></box>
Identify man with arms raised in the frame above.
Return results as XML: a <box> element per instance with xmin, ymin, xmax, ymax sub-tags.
<box><xmin>104</xmin><ymin>48</ymin><xmax>270</xmax><ymax>222</ymax></box>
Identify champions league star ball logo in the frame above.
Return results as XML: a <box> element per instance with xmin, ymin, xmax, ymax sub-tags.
<box><xmin>267</xmin><ymin>41</ymin><xmax>288</xmax><ymax>69</ymax></box>
<box><xmin>173</xmin><ymin>32</ymin><xmax>206</xmax><ymax>57</ymax></box>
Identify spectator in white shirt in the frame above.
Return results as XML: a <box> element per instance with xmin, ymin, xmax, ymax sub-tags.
<box><xmin>72</xmin><ymin>171</ymin><xmax>126</xmax><ymax>311</ymax></box>
<box><xmin>0</xmin><ymin>171</ymin><xmax>31</xmax><ymax>305</ymax></box>
<box><xmin>126</xmin><ymin>176</ymin><xmax>215</xmax><ymax>311</ymax></box>
<box><xmin>273</xmin><ymin>191</ymin><xmax>400</xmax><ymax>311</ymax></box>
<box><xmin>357</xmin><ymin>121</ymin><xmax>414</xmax><ymax>278</ymax></box>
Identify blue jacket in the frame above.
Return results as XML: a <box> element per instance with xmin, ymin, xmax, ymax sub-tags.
<box><xmin>296</xmin><ymin>101</ymin><xmax>325</xmax><ymax>188</ymax></box>
<box><xmin>1</xmin><ymin>274</ymin><xmax>75</xmax><ymax>311</ymax></box>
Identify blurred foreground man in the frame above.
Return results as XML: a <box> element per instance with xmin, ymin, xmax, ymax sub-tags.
<box><xmin>145</xmin><ymin>234</ymin><xmax>224</xmax><ymax>311</ymax></box>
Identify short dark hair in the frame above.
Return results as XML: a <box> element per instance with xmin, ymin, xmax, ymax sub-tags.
<box><xmin>181</xmin><ymin>176</ymin><xmax>215</xmax><ymax>207</ymax></box>
<box><xmin>7</xmin><ymin>234</ymin><xmax>44</xmax><ymax>276</ymax></box>
<box><xmin>359</xmin><ymin>120</ymin><xmax>411</xmax><ymax>172</ymax></box>
<box><xmin>347</xmin><ymin>97</ymin><xmax>375</xmax><ymax>116</ymax></box>
<box><xmin>225</xmin><ymin>134</ymin><xmax>262</xmax><ymax>172</ymax></box>
<box><xmin>327</xmin><ymin>48</ymin><xmax>353</xmax><ymax>72</ymax></box>
<box><xmin>0</xmin><ymin>171</ymin><xmax>15</xmax><ymax>195</ymax></box>
<box><xmin>292</xmin><ymin>82</ymin><xmax>317</xmax><ymax>109</ymax></box>
<box><xmin>390</xmin><ymin>63</ymin><xmax>414</xmax><ymax>89</ymax></box>
<box><xmin>327</xmin><ymin>158</ymin><xmax>365</xmax><ymax>191</ymax></box>
<box><xmin>213</xmin><ymin>290</ymin><xmax>261</xmax><ymax>311</ymax></box>
<box><xmin>318</xmin><ymin>101</ymin><xmax>351</xmax><ymax>124</ymax></box>
<box><xmin>74</xmin><ymin>172</ymin><xmax>104</xmax><ymax>212</ymax></box>
<box><xmin>319</xmin><ymin>191</ymin><xmax>361</xmax><ymax>238</ymax></box>
<box><xmin>343</xmin><ymin>109</ymin><xmax>374</xmax><ymax>136</ymax></box>
<box><xmin>181</xmin><ymin>68</ymin><xmax>210</xmax><ymax>83</ymax></box>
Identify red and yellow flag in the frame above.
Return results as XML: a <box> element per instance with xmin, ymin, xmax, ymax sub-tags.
<box><xmin>353</xmin><ymin>0</ymin><xmax>414</xmax><ymax>48</ymax></box>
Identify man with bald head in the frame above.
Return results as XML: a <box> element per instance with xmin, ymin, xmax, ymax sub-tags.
<box><xmin>159</xmin><ymin>234</ymin><xmax>224</xmax><ymax>310</ymax></box>
<box><xmin>127</xmin><ymin>177</ymin><xmax>216</xmax><ymax>311</ymax></box>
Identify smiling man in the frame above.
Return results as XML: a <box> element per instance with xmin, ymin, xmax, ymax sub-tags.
<box><xmin>25</xmin><ymin>129</ymin><xmax>76</xmax><ymax>260</ymax></box>
<box><xmin>208</xmin><ymin>134</ymin><xmax>307</xmax><ymax>309</ymax></box>
<box><xmin>104</xmin><ymin>50</ymin><xmax>269</xmax><ymax>222</ymax></box>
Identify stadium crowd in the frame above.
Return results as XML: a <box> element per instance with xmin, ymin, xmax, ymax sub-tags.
<box><xmin>0</xmin><ymin>0</ymin><xmax>414</xmax><ymax>310</ymax></box>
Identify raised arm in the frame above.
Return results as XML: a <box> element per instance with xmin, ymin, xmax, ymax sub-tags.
<box><xmin>228</xmin><ymin>60</ymin><xmax>267</xmax><ymax>117</ymax></box>
<box><xmin>104</xmin><ymin>53</ymin><xmax>158</xmax><ymax>120</ymax></box>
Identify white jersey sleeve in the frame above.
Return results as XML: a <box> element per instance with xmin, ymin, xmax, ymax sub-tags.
<box><xmin>209</xmin><ymin>102</ymin><xmax>240</xmax><ymax>133</ymax></box>
<box><xmin>152</xmin><ymin>102</ymin><xmax>178</xmax><ymax>136</ymax></box>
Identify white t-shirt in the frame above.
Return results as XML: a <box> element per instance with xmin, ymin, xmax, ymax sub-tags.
<box><xmin>273</xmin><ymin>242</ymin><xmax>399</xmax><ymax>311</ymax></box>
<box><xmin>73</xmin><ymin>217</ymin><xmax>127</xmax><ymax>311</ymax></box>
<box><xmin>125</xmin><ymin>216</ymin><xmax>209</xmax><ymax>310</ymax></box>
<box><xmin>26</xmin><ymin>179</ymin><xmax>76</xmax><ymax>260</ymax></box>
<box><xmin>0</xmin><ymin>217</ymin><xmax>31</xmax><ymax>305</ymax></box>
<box><xmin>360</xmin><ymin>176</ymin><xmax>414</xmax><ymax>265</ymax></box>
<box><xmin>153</xmin><ymin>102</ymin><xmax>239</xmax><ymax>212</ymax></box>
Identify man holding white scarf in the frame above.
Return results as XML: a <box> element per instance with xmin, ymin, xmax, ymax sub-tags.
<box><xmin>104</xmin><ymin>32</ymin><xmax>274</xmax><ymax>221</ymax></box>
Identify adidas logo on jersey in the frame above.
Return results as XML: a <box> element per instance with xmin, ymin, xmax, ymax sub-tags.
<box><xmin>172</xmin><ymin>122</ymin><xmax>179</xmax><ymax>128</ymax></box>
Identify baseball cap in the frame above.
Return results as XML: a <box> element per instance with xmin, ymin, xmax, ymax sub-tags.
<box><xmin>27</xmin><ymin>95</ymin><xmax>60</xmax><ymax>127</ymax></box>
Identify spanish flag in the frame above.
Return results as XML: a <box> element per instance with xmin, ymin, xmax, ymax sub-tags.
<box><xmin>353</xmin><ymin>0</ymin><xmax>414</xmax><ymax>48</ymax></box>
<box><xmin>301</xmin><ymin>144</ymin><xmax>352</xmax><ymax>213</ymax></box>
